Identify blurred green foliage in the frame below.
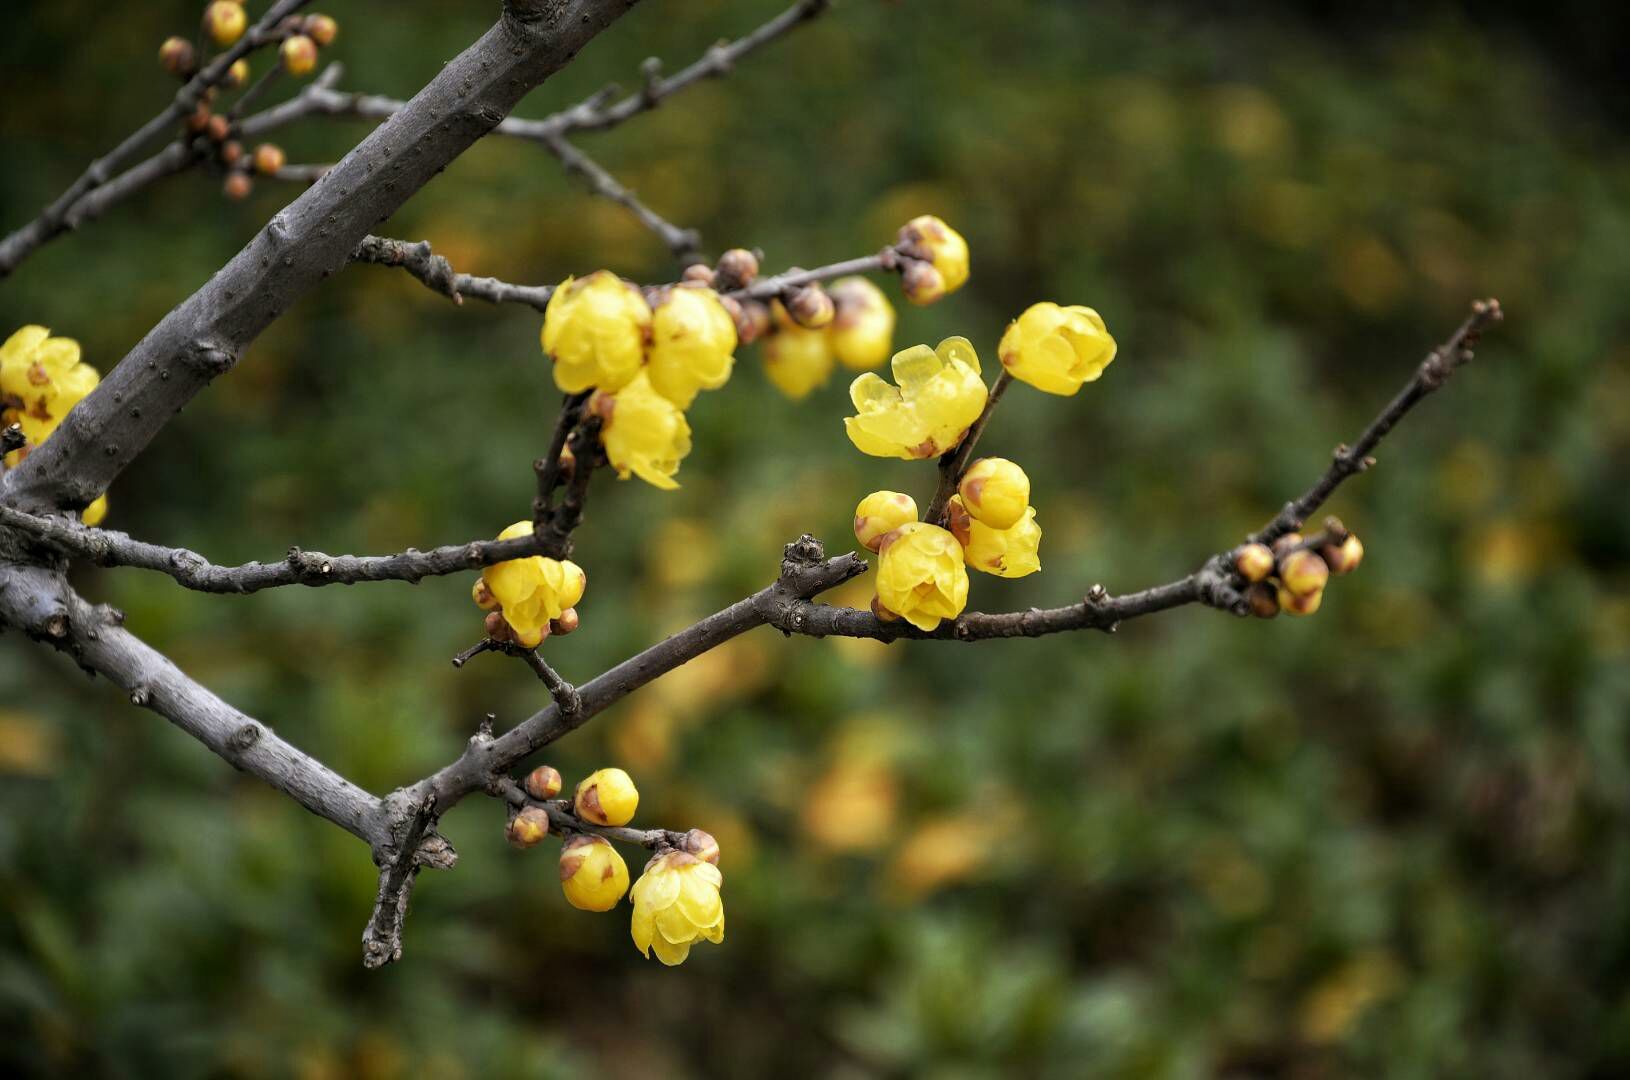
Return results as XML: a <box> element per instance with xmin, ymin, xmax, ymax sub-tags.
<box><xmin>3</xmin><ymin>1</ymin><xmax>1629</xmax><ymax>1076</ymax></box>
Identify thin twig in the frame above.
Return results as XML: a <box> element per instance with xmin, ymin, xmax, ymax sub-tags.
<box><xmin>541</xmin><ymin>132</ymin><xmax>700</xmax><ymax>259</ymax></box>
<box><xmin>493</xmin><ymin>778</ymin><xmax>680</xmax><ymax>848</ymax></box>
<box><xmin>533</xmin><ymin>393</ymin><xmax>589</xmax><ymax>526</ymax></box>
<box><xmin>350</xmin><ymin>235</ymin><xmax>556</xmax><ymax>311</ymax></box>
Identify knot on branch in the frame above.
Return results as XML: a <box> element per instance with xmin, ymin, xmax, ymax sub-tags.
<box><xmin>782</xmin><ymin>533</ymin><xmax>826</xmax><ymax>568</ymax></box>
<box><xmin>1195</xmin><ymin>557</ymin><xmax>1250</xmax><ymax>617</ymax></box>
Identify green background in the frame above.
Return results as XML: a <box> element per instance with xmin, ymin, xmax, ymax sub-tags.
<box><xmin>3</xmin><ymin>1</ymin><xmax>1629</xmax><ymax>1076</ymax></box>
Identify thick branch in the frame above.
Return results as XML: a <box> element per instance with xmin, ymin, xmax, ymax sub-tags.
<box><xmin>1</xmin><ymin>0</ymin><xmax>639</xmax><ymax>514</ymax></box>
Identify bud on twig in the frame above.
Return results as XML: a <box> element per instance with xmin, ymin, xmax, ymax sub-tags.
<box><xmin>506</xmin><ymin>806</ymin><xmax>551</xmax><ymax>849</ymax></box>
<box><xmin>551</xmin><ymin>607</ymin><xmax>580</xmax><ymax>636</ymax></box>
<box><xmin>714</xmin><ymin>248</ymin><xmax>759</xmax><ymax>290</ymax></box>
<box><xmin>1245</xmin><ymin>581</ymin><xmax>1279</xmax><ymax>618</ymax></box>
<box><xmin>222</xmin><ymin>171</ymin><xmax>252</xmax><ymax>201</ymax></box>
<box><xmin>1234</xmin><ymin>542</ymin><xmax>1275</xmax><ymax>582</ymax></box>
<box><xmin>900</xmin><ymin>259</ymin><xmax>946</xmax><ymax>306</ymax></box>
<box><xmin>524</xmin><ymin>765</ymin><xmax>563</xmax><ymax>801</ymax></box>
<box><xmin>304</xmin><ymin>13</ymin><xmax>339</xmax><ymax>47</ymax></box>
<box><xmin>203</xmin><ymin>2</ymin><xmax>247</xmax><ymax>48</ymax></box>
<box><xmin>679</xmin><ymin>828</ymin><xmax>721</xmax><ymax>866</ymax></box>
<box><xmin>159</xmin><ymin>37</ymin><xmax>197</xmax><ymax>79</ymax></box>
<box><xmin>681</xmin><ymin>262</ymin><xmax>716</xmax><ymax>286</ymax></box>
<box><xmin>281</xmin><ymin>35</ymin><xmax>318</xmax><ymax>77</ymax></box>
<box><xmin>1322</xmin><ymin>534</ymin><xmax>1364</xmax><ymax>575</ymax></box>
<box><xmin>786</xmin><ymin>283</ymin><xmax>835</xmax><ymax>329</ymax></box>
<box><xmin>205</xmin><ymin>114</ymin><xmax>232</xmax><ymax>143</ymax></box>
<box><xmin>253</xmin><ymin>143</ymin><xmax>286</xmax><ymax>176</ymax></box>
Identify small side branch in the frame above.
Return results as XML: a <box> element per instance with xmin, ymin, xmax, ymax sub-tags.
<box><xmin>351</xmin><ymin>235</ymin><xmax>556</xmax><ymax>311</ymax></box>
<box><xmin>360</xmin><ymin>795</ymin><xmax>456</xmax><ymax>970</ymax></box>
<box><xmin>541</xmin><ymin>133</ymin><xmax>700</xmax><ymax>260</ymax></box>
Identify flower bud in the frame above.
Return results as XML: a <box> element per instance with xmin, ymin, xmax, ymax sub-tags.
<box><xmin>220</xmin><ymin>140</ymin><xmax>244</xmax><ymax>166</ymax></box>
<box><xmin>575</xmin><ymin>767</ymin><xmax>639</xmax><ymax>827</ymax></box>
<box><xmin>506</xmin><ymin>806</ymin><xmax>551</xmax><ymax>849</ymax></box>
<box><xmin>252</xmin><ymin>143</ymin><xmax>286</xmax><ymax>175</ymax></box>
<box><xmin>222</xmin><ymin>171</ymin><xmax>252</xmax><ymax>201</ymax></box>
<box><xmin>786</xmin><ymin>283</ymin><xmax>835</xmax><ymax>329</ymax></box>
<box><xmin>185</xmin><ymin>103</ymin><xmax>212</xmax><ymax>134</ymax></box>
<box><xmin>681</xmin><ymin>262</ymin><xmax>716</xmax><ymax>286</ymax></box>
<box><xmin>559</xmin><ymin>835</ymin><xmax>630</xmax><ymax>911</ymax></box>
<box><xmin>205</xmin><ymin>114</ymin><xmax>231</xmax><ymax>142</ymax></box>
<box><xmin>484</xmin><ymin>609</ymin><xmax>516</xmax><ymax>642</ymax></box>
<box><xmin>715</xmin><ymin>248</ymin><xmax>759</xmax><ymax>289</ymax></box>
<box><xmin>899</xmin><ymin>259</ymin><xmax>946</xmax><ymax>306</ymax></box>
<box><xmin>958</xmin><ymin>457</ymin><xmax>1030</xmax><ymax>531</ymax></box>
<box><xmin>525</xmin><ymin>765</ymin><xmax>563</xmax><ymax>801</ymax></box>
<box><xmin>1323</xmin><ymin>533</ymin><xmax>1364</xmax><ymax>575</ymax></box>
<box><xmin>1277</xmin><ymin>584</ymin><xmax>1324</xmax><ymax>617</ymax></box>
<box><xmin>1278</xmin><ymin>549</ymin><xmax>1330</xmax><ymax>597</ymax></box>
<box><xmin>854</xmin><ymin>490</ymin><xmax>919</xmax><ymax>552</ymax></box>
<box><xmin>896</xmin><ymin>215</ymin><xmax>970</xmax><ymax>296</ymax></box>
<box><xmin>471</xmin><ymin>578</ymin><xmax>498</xmax><ymax>611</ymax></box>
<box><xmin>679</xmin><ymin>828</ymin><xmax>721</xmax><ymax>866</ymax></box>
<box><xmin>997</xmin><ymin>302</ymin><xmax>1116</xmax><ymax>395</ymax></box>
<box><xmin>1270</xmin><ymin>532</ymin><xmax>1304</xmax><ymax>558</ymax></box>
<box><xmin>1245</xmin><ymin>581</ymin><xmax>1280</xmax><ymax>619</ymax></box>
<box><xmin>829</xmin><ymin>276</ymin><xmax>896</xmax><ymax>371</ymax></box>
<box><xmin>731</xmin><ymin>297</ymin><xmax>771</xmax><ymax>345</ymax></box>
<box><xmin>304</xmin><ymin>13</ymin><xmax>339</xmax><ymax>47</ymax></box>
<box><xmin>1234</xmin><ymin>542</ymin><xmax>1275</xmax><ymax>583</ymax></box>
<box><xmin>222</xmin><ymin>58</ymin><xmax>250</xmax><ymax>90</ymax></box>
<box><xmin>159</xmin><ymin>37</ymin><xmax>197</xmax><ymax>79</ymax></box>
<box><xmin>876</xmin><ymin>522</ymin><xmax>969</xmax><ymax>631</ymax></box>
<box><xmin>203</xmin><ymin>1</ymin><xmax>247</xmax><ymax>48</ymax></box>
<box><xmin>281</xmin><ymin>34</ymin><xmax>319</xmax><ymax>77</ymax></box>
<box><xmin>552</xmin><ymin>607</ymin><xmax>580</xmax><ymax>635</ymax></box>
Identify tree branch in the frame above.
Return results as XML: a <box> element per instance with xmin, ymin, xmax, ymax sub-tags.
<box><xmin>350</xmin><ymin>235</ymin><xmax>556</xmax><ymax>311</ymax></box>
<box><xmin>540</xmin><ymin>132</ymin><xmax>700</xmax><ymax>259</ymax></box>
<box><xmin>1</xmin><ymin>0</ymin><xmax>640</xmax><ymax>515</ymax></box>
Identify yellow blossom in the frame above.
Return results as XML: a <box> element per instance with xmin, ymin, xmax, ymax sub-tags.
<box><xmin>829</xmin><ymin>277</ymin><xmax>896</xmax><ymax>370</ymax></box>
<box><xmin>82</xmin><ymin>496</ymin><xmax>108</xmax><ymax>527</ymax></box>
<box><xmin>598</xmin><ymin>372</ymin><xmax>692</xmax><ymax>489</ymax></box>
<box><xmin>898</xmin><ymin>215</ymin><xmax>970</xmax><ymax>297</ymax></box>
<box><xmin>876</xmin><ymin>522</ymin><xmax>969</xmax><ymax>631</ymax></box>
<box><xmin>630</xmin><ymin>850</ymin><xmax>725</xmax><ymax>966</ymax></box>
<box><xmin>761</xmin><ymin>303</ymin><xmax>835</xmax><ymax>399</ymax></box>
<box><xmin>480</xmin><ymin>522</ymin><xmax>587</xmax><ymax>648</ymax></box>
<box><xmin>576</xmin><ymin>767</ymin><xmax>639</xmax><ymax>827</ymax></box>
<box><xmin>845</xmin><ymin>337</ymin><xmax>987</xmax><ymax>460</ymax></box>
<box><xmin>949</xmin><ymin>496</ymin><xmax>1041</xmax><ymax>578</ymax></box>
<box><xmin>997</xmin><ymin>302</ymin><xmax>1117</xmax><ymax>395</ymax></box>
<box><xmin>647</xmin><ymin>284</ymin><xmax>737</xmax><ymax>408</ymax></box>
<box><xmin>541</xmin><ymin>271</ymin><xmax>652</xmax><ymax>394</ymax></box>
<box><xmin>203</xmin><ymin>1</ymin><xmax>246</xmax><ymax>48</ymax></box>
<box><xmin>2</xmin><ymin>325</ymin><xmax>100</xmax><ymax>467</ymax></box>
<box><xmin>854</xmin><ymin>490</ymin><xmax>918</xmax><ymax>552</ymax></box>
<box><xmin>559</xmin><ymin>835</ymin><xmax>630</xmax><ymax>912</ymax></box>
<box><xmin>957</xmin><ymin>457</ymin><xmax>1030</xmax><ymax>530</ymax></box>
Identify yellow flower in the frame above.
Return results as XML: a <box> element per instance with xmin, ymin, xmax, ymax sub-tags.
<box><xmin>598</xmin><ymin>372</ymin><xmax>692</xmax><ymax>490</ymax></box>
<box><xmin>761</xmin><ymin>304</ymin><xmax>835</xmax><ymax>399</ymax></box>
<box><xmin>854</xmin><ymin>490</ymin><xmax>918</xmax><ymax>552</ymax></box>
<box><xmin>845</xmin><ymin>337</ymin><xmax>987</xmax><ymax>460</ymax></box>
<box><xmin>898</xmin><ymin>215</ymin><xmax>970</xmax><ymax>296</ymax></box>
<box><xmin>829</xmin><ymin>277</ymin><xmax>896</xmax><ymax>370</ymax></box>
<box><xmin>576</xmin><ymin>767</ymin><xmax>639</xmax><ymax>827</ymax></box>
<box><xmin>2</xmin><ymin>325</ymin><xmax>100</xmax><ymax>467</ymax></box>
<box><xmin>997</xmin><ymin>302</ymin><xmax>1117</xmax><ymax>395</ymax></box>
<box><xmin>1279</xmin><ymin>550</ymin><xmax>1330</xmax><ymax>597</ymax></box>
<box><xmin>630</xmin><ymin>850</ymin><xmax>725</xmax><ymax>966</ymax></box>
<box><xmin>82</xmin><ymin>496</ymin><xmax>108</xmax><ymax>527</ymax></box>
<box><xmin>203</xmin><ymin>1</ymin><xmax>246</xmax><ymax>48</ymax></box>
<box><xmin>541</xmin><ymin>271</ymin><xmax>652</xmax><ymax>394</ymax></box>
<box><xmin>647</xmin><ymin>284</ymin><xmax>737</xmax><ymax>408</ymax></box>
<box><xmin>957</xmin><ymin>457</ymin><xmax>1030</xmax><ymax>530</ymax></box>
<box><xmin>876</xmin><ymin>522</ymin><xmax>969</xmax><ymax>631</ymax></box>
<box><xmin>560</xmin><ymin>835</ymin><xmax>631</xmax><ymax>912</ymax></box>
<box><xmin>949</xmin><ymin>496</ymin><xmax>1041</xmax><ymax>578</ymax></box>
<box><xmin>480</xmin><ymin>522</ymin><xmax>587</xmax><ymax>648</ymax></box>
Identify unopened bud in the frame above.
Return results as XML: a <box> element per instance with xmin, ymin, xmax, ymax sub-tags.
<box><xmin>681</xmin><ymin>262</ymin><xmax>716</xmax><ymax>286</ymax></box>
<box><xmin>871</xmin><ymin>595</ymin><xmax>901</xmax><ymax>622</ymax></box>
<box><xmin>679</xmin><ymin>828</ymin><xmax>721</xmax><ymax>866</ymax></box>
<box><xmin>715</xmin><ymin>247</ymin><xmax>759</xmax><ymax>289</ymax></box>
<box><xmin>159</xmin><ymin>37</ymin><xmax>197</xmax><ymax>79</ymax></box>
<box><xmin>1277</xmin><ymin>584</ymin><xmax>1324</xmax><ymax>617</ymax></box>
<box><xmin>203</xmin><ymin>1</ymin><xmax>247</xmax><ymax>48</ymax></box>
<box><xmin>281</xmin><ymin>35</ymin><xmax>318</xmax><ymax>77</ymax></box>
<box><xmin>253</xmin><ymin>143</ymin><xmax>286</xmax><ymax>175</ymax></box>
<box><xmin>1270</xmin><ymin>531</ymin><xmax>1304</xmax><ymax>558</ymax></box>
<box><xmin>524</xmin><ymin>765</ymin><xmax>563</xmax><ymax>801</ymax></box>
<box><xmin>958</xmin><ymin>457</ymin><xmax>1030</xmax><ymax>530</ymax></box>
<box><xmin>786</xmin><ymin>283</ymin><xmax>835</xmax><ymax>329</ymax></box>
<box><xmin>205</xmin><ymin>114</ymin><xmax>231</xmax><ymax>142</ymax></box>
<box><xmin>484</xmin><ymin>609</ymin><xmax>514</xmax><ymax>641</ymax></box>
<box><xmin>900</xmin><ymin>259</ymin><xmax>946</xmax><ymax>306</ymax></box>
<box><xmin>734</xmin><ymin>298</ymin><xmax>772</xmax><ymax>345</ymax></box>
<box><xmin>506</xmin><ymin>806</ymin><xmax>551</xmax><ymax>849</ymax></box>
<box><xmin>575</xmin><ymin>767</ymin><xmax>639</xmax><ymax>827</ymax></box>
<box><xmin>559</xmin><ymin>835</ymin><xmax>630</xmax><ymax>912</ymax></box>
<box><xmin>552</xmin><ymin>607</ymin><xmax>580</xmax><ymax>635</ymax></box>
<box><xmin>1245</xmin><ymin>581</ymin><xmax>1279</xmax><ymax>618</ymax></box>
<box><xmin>471</xmin><ymin>578</ymin><xmax>498</xmax><ymax>611</ymax></box>
<box><xmin>854</xmin><ymin>490</ymin><xmax>918</xmax><ymax>552</ymax></box>
<box><xmin>1234</xmin><ymin>542</ymin><xmax>1275</xmax><ymax>583</ymax></box>
<box><xmin>185</xmin><ymin>103</ymin><xmax>212</xmax><ymax>134</ymax></box>
<box><xmin>220</xmin><ymin>140</ymin><xmax>244</xmax><ymax>167</ymax></box>
<box><xmin>304</xmin><ymin>13</ymin><xmax>339</xmax><ymax>47</ymax></box>
<box><xmin>222</xmin><ymin>58</ymin><xmax>250</xmax><ymax>90</ymax></box>
<box><xmin>944</xmin><ymin>496</ymin><xmax>973</xmax><ymax>547</ymax></box>
<box><xmin>222</xmin><ymin>171</ymin><xmax>252</xmax><ymax>200</ymax></box>
<box><xmin>1278</xmin><ymin>549</ymin><xmax>1330</xmax><ymax>597</ymax></box>
<box><xmin>1322</xmin><ymin>533</ymin><xmax>1364</xmax><ymax>575</ymax></box>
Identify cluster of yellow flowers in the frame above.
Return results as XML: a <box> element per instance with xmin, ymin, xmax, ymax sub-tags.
<box><xmin>844</xmin><ymin>297</ymin><xmax>1119</xmax><ymax>630</ymax></box>
<box><xmin>542</xmin><ymin>272</ymin><xmax>740</xmax><ymax>488</ymax></box>
<box><xmin>507</xmin><ymin>765</ymin><xmax>725</xmax><ymax>966</ymax></box>
<box><xmin>470</xmin><ymin>521</ymin><xmax>587</xmax><ymax>647</ymax></box>
<box><xmin>1</xmin><ymin>326</ymin><xmax>108</xmax><ymax>525</ymax></box>
<box><xmin>1234</xmin><ymin>524</ymin><xmax>1365</xmax><ymax>618</ymax></box>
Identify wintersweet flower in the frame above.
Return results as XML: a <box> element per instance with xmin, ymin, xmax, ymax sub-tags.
<box><xmin>897</xmin><ymin>215</ymin><xmax>969</xmax><ymax>299</ymax></box>
<box><xmin>82</xmin><ymin>496</ymin><xmax>108</xmax><ymax>528</ymax></box>
<box><xmin>948</xmin><ymin>496</ymin><xmax>1042</xmax><ymax>578</ymax></box>
<box><xmin>575</xmin><ymin>767</ymin><xmax>639</xmax><ymax>827</ymax></box>
<box><xmin>560</xmin><ymin>835</ymin><xmax>631</xmax><ymax>912</ymax></box>
<box><xmin>845</xmin><ymin>337</ymin><xmax>987</xmax><ymax>460</ymax></box>
<box><xmin>761</xmin><ymin>303</ymin><xmax>835</xmax><ymax>399</ymax></box>
<box><xmin>480</xmin><ymin>522</ymin><xmax>587</xmax><ymax>648</ymax></box>
<box><xmin>2</xmin><ymin>325</ymin><xmax>100</xmax><ymax>468</ymax></box>
<box><xmin>957</xmin><ymin>457</ymin><xmax>1030</xmax><ymax>530</ymax></box>
<box><xmin>875</xmin><ymin>522</ymin><xmax>969</xmax><ymax>631</ymax></box>
<box><xmin>853</xmin><ymin>490</ymin><xmax>918</xmax><ymax>552</ymax></box>
<box><xmin>829</xmin><ymin>277</ymin><xmax>896</xmax><ymax>370</ymax></box>
<box><xmin>541</xmin><ymin>271</ymin><xmax>652</xmax><ymax>394</ymax></box>
<box><xmin>597</xmin><ymin>372</ymin><xmax>692</xmax><ymax>490</ymax></box>
<box><xmin>997</xmin><ymin>302</ymin><xmax>1117</xmax><ymax>395</ymax></box>
<box><xmin>630</xmin><ymin>850</ymin><xmax>725</xmax><ymax>966</ymax></box>
<box><xmin>646</xmin><ymin>283</ymin><xmax>737</xmax><ymax>408</ymax></box>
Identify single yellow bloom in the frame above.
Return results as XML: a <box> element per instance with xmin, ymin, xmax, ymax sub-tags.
<box><xmin>876</xmin><ymin>522</ymin><xmax>969</xmax><ymax>631</ymax></box>
<box><xmin>576</xmin><ymin>767</ymin><xmax>639</xmax><ymax>827</ymax></box>
<box><xmin>2</xmin><ymin>325</ymin><xmax>100</xmax><ymax>468</ymax></box>
<box><xmin>560</xmin><ymin>835</ymin><xmax>631</xmax><ymax>912</ymax></box>
<box><xmin>854</xmin><ymin>490</ymin><xmax>918</xmax><ymax>553</ymax></box>
<box><xmin>845</xmin><ymin>337</ymin><xmax>987</xmax><ymax>460</ymax></box>
<box><xmin>647</xmin><ymin>283</ymin><xmax>737</xmax><ymax>408</ymax></box>
<box><xmin>203</xmin><ymin>1</ymin><xmax>247</xmax><ymax>48</ymax></box>
<box><xmin>82</xmin><ymin>495</ymin><xmax>108</xmax><ymax>528</ymax></box>
<box><xmin>598</xmin><ymin>372</ymin><xmax>692</xmax><ymax>490</ymax></box>
<box><xmin>761</xmin><ymin>304</ymin><xmax>835</xmax><ymax>399</ymax></box>
<box><xmin>480</xmin><ymin>522</ymin><xmax>586</xmax><ymax>647</ymax></box>
<box><xmin>828</xmin><ymin>277</ymin><xmax>896</xmax><ymax>371</ymax></box>
<box><xmin>997</xmin><ymin>302</ymin><xmax>1117</xmax><ymax>395</ymax></box>
<box><xmin>898</xmin><ymin>215</ymin><xmax>970</xmax><ymax>295</ymax></box>
<box><xmin>958</xmin><ymin>457</ymin><xmax>1030</xmax><ymax>530</ymax></box>
<box><xmin>950</xmin><ymin>496</ymin><xmax>1041</xmax><ymax>578</ymax></box>
<box><xmin>541</xmin><ymin>271</ymin><xmax>652</xmax><ymax>394</ymax></box>
<box><xmin>630</xmin><ymin>850</ymin><xmax>725</xmax><ymax>966</ymax></box>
